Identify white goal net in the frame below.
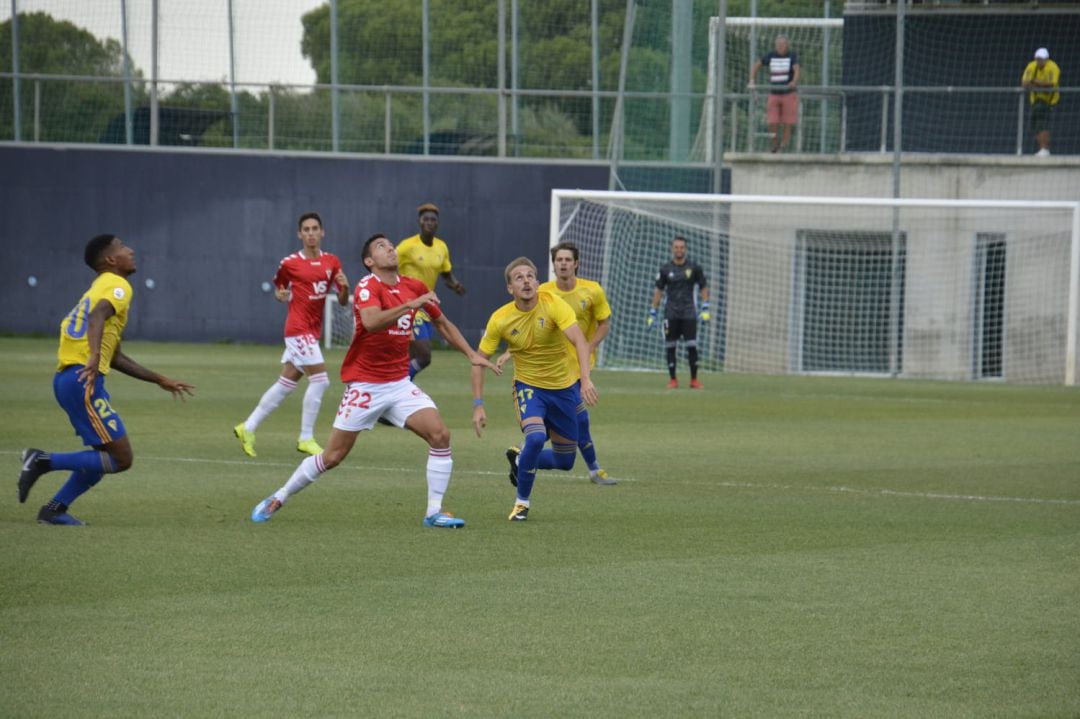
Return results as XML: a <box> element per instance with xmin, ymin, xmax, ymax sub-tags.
<box><xmin>551</xmin><ymin>190</ymin><xmax>1080</xmax><ymax>385</ymax></box>
<box><xmin>324</xmin><ymin>294</ymin><xmax>355</xmax><ymax>350</ymax></box>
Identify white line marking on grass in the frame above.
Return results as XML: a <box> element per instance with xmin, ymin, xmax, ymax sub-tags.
<box><xmin>4</xmin><ymin>451</ymin><xmax>1074</xmax><ymax>505</ymax></box>
<box><xmin>712</xmin><ymin>480</ymin><xmax>1080</xmax><ymax>506</ymax></box>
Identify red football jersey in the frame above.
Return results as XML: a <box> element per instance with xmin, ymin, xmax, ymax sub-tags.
<box><xmin>273</xmin><ymin>250</ymin><xmax>344</xmax><ymax>338</ymax></box>
<box><xmin>342</xmin><ymin>274</ymin><xmax>442</xmax><ymax>383</ymax></box>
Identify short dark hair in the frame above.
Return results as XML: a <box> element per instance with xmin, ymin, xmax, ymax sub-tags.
<box><xmin>550</xmin><ymin>242</ymin><xmax>579</xmax><ymax>264</ymax></box>
<box><xmin>673</xmin><ymin>235</ymin><xmax>688</xmax><ymax>246</ymax></box>
<box><xmin>362</xmin><ymin>233</ymin><xmax>387</xmax><ymax>260</ymax></box>
<box><xmin>85</xmin><ymin>234</ymin><xmax>117</xmax><ymax>270</ymax></box>
<box><xmin>298</xmin><ymin>211</ymin><xmax>323</xmax><ymax>229</ymax></box>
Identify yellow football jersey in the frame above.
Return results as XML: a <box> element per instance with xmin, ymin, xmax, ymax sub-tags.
<box><xmin>479</xmin><ymin>291</ymin><xmax>580</xmax><ymax>390</ymax></box>
<box><xmin>396</xmin><ymin>235</ymin><xmax>452</xmax><ymax>291</ymax></box>
<box><xmin>538</xmin><ymin>278</ymin><xmax>611</xmax><ymax>369</ymax></box>
<box><xmin>57</xmin><ymin>272</ymin><xmax>133</xmax><ymax>373</ymax></box>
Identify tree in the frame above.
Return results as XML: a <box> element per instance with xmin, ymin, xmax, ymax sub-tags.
<box><xmin>0</xmin><ymin>12</ymin><xmax>144</xmax><ymax>142</ymax></box>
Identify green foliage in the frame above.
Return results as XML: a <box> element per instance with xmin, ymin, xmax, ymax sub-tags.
<box><xmin>0</xmin><ymin>12</ymin><xmax>144</xmax><ymax>142</ymax></box>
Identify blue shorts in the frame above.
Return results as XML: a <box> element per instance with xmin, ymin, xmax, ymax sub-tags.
<box><xmin>512</xmin><ymin>380</ymin><xmax>580</xmax><ymax>442</ymax></box>
<box><xmin>412</xmin><ymin>310</ymin><xmax>435</xmax><ymax>341</ymax></box>
<box><xmin>53</xmin><ymin>365</ymin><xmax>127</xmax><ymax>447</ymax></box>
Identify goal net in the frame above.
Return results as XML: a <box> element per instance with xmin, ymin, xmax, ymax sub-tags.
<box><xmin>324</xmin><ymin>294</ymin><xmax>355</xmax><ymax>350</ymax></box>
<box><xmin>551</xmin><ymin>190</ymin><xmax>1080</xmax><ymax>385</ymax></box>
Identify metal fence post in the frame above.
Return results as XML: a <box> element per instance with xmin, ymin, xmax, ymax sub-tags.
<box><xmin>11</xmin><ymin>0</ymin><xmax>21</xmax><ymax>142</ymax></box>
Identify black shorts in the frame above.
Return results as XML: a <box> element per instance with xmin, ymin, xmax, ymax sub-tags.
<box><xmin>664</xmin><ymin>317</ymin><xmax>697</xmax><ymax>342</ymax></box>
<box><xmin>1031</xmin><ymin>102</ymin><xmax>1054</xmax><ymax>133</ymax></box>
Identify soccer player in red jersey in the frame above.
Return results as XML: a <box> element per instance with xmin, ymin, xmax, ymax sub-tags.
<box><xmin>234</xmin><ymin>212</ymin><xmax>349</xmax><ymax>457</ymax></box>
<box><xmin>250</xmin><ymin>233</ymin><xmax>499</xmax><ymax>528</ymax></box>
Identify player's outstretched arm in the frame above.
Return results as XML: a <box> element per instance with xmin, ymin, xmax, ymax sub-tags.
<box><xmin>564</xmin><ymin>324</ymin><xmax>598</xmax><ymax>406</ymax></box>
<box><xmin>470</xmin><ymin>361</ymin><xmax>490</xmax><ymax>437</ymax></box>
<box><xmin>360</xmin><ymin>291</ymin><xmax>439</xmax><ymax>332</ymax></box>
<box><xmin>111</xmin><ymin>348</ymin><xmax>196</xmax><ymax>401</ymax></box>
<box><xmin>431</xmin><ymin>314</ymin><xmax>500</xmax><ymax>375</ymax></box>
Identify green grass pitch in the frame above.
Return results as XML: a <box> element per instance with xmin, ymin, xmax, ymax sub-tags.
<box><xmin>1</xmin><ymin>336</ymin><xmax>1078</xmax><ymax>717</ymax></box>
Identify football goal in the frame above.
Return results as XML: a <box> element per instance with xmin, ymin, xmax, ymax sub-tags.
<box><xmin>550</xmin><ymin>190</ymin><xmax>1080</xmax><ymax>385</ymax></box>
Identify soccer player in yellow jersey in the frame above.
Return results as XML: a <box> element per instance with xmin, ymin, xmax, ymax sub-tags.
<box><xmin>1021</xmin><ymin>47</ymin><xmax>1060</xmax><ymax>157</ymax></box>
<box><xmin>396</xmin><ymin>203</ymin><xmax>466</xmax><ymax>380</ymax></box>
<box><xmin>472</xmin><ymin>257</ymin><xmax>598</xmax><ymax>521</ymax></box>
<box><xmin>498</xmin><ymin>242</ymin><xmax>616</xmax><ymax>485</ymax></box>
<box><xmin>18</xmin><ymin>234</ymin><xmax>195</xmax><ymax>526</ymax></box>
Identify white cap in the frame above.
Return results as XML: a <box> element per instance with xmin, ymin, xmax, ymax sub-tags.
<box><xmin>1034</xmin><ymin>48</ymin><xmax>1050</xmax><ymax>60</ymax></box>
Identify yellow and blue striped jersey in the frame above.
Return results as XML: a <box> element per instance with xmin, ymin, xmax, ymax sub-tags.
<box><xmin>538</xmin><ymin>278</ymin><xmax>611</xmax><ymax>369</ymax></box>
<box><xmin>396</xmin><ymin>234</ymin><xmax>452</xmax><ymax>291</ymax></box>
<box><xmin>56</xmin><ymin>272</ymin><xmax>132</xmax><ymax>373</ymax></box>
<box><xmin>479</xmin><ymin>291</ymin><xmax>580</xmax><ymax>389</ymax></box>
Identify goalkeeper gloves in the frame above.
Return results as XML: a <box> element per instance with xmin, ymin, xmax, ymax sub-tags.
<box><xmin>698</xmin><ymin>302</ymin><xmax>711</xmax><ymax>322</ymax></box>
<box><xmin>647</xmin><ymin>308</ymin><xmax>658</xmax><ymax>329</ymax></box>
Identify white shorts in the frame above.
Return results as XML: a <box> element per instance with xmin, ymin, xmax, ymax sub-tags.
<box><xmin>332</xmin><ymin>378</ymin><xmax>437</xmax><ymax>432</ymax></box>
<box><xmin>280</xmin><ymin>334</ymin><xmax>325</xmax><ymax>368</ymax></box>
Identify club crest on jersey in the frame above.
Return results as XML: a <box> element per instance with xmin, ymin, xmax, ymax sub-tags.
<box><xmin>580</xmin><ymin>300</ymin><xmax>587</xmax><ymax>310</ymax></box>
<box><xmin>538</xmin><ymin>318</ymin><xmax>545</xmax><ymax>328</ymax></box>
<box><xmin>685</xmin><ymin>268</ymin><xmax>693</xmax><ymax>279</ymax></box>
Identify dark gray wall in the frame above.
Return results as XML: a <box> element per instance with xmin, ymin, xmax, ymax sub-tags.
<box><xmin>843</xmin><ymin>12</ymin><xmax>1080</xmax><ymax>154</ymax></box>
<box><xmin>1</xmin><ymin>145</ymin><xmax>608</xmax><ymax>345</ymax></box>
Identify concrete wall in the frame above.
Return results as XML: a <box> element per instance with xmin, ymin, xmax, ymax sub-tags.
<box><xmin>723</xmin><ymin>155</ymin><xmax>1079</xmax><ymax>383</ymax></box>
<box><xmin>0</xmin><ymin>144</ymin><xmax>609</xmax><ymax>345</ymax></box>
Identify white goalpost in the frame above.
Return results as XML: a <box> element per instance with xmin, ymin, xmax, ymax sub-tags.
<box><xmin>551</xmin><ymin>190</ymin><xmax>1080</xmax><ymax>386</ymax></box>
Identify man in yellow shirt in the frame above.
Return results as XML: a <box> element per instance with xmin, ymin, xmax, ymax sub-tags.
<box><xmin>498</xmin><ymin>242</ymin><xmax>616</xmax><ymax>485</ymax></box>
<box><xmin>472</xmin><ymin>257</ymin><xmax>598</xmax><ymax>521</ymax></box>
<box><xmin>396</xmin><ymin>203</ymin><xmax>466</xmax><ymax>380</ymax></box>
<box><xmin>1021</xmin><ymin>47</ymin><xmax>1061</xmax><ymax>157</ymax></box>
<box><xmin>18</xmin><ymin>234</ymin><xmax>195</xmax><ymax>525</ymax></box>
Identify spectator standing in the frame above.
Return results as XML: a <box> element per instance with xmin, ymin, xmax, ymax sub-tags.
<box><xmin>749</xmin><ymin>34</ymin><xmax>800</xmax><ymax>153</ymax></box>
<box><xmin>1021</xmin><ymin>47</ymin><xmax>1060</xmax><ymax>157</ymax></box>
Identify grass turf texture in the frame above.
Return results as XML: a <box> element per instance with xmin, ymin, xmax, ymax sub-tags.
<box><xmin>1</xmin><ymin>336</ymin><xmax>1078</xmax><ymax>718</ymax></box>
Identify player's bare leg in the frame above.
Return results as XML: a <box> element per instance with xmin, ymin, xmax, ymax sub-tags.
<box><xmin>251</xmin><ymin>427</ymin><xmax>359</xmax><ymax>522</ymax></box>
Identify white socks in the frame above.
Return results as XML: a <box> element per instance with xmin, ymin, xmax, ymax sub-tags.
<box><xmin>300</xmin><ymin>372</ymin><xmax>330</xmax><ymax>440</ymax></box>
<box><xmin>245</xmin><ymin>376</ymin><xmax>297</xmax><ymax>431</ymax></box>
<box><xmin>425</xmin><ymin>447</ymin><xmax>453</xmax><ymax>517</ymax></box>
<box><xmin>276</xmin><ymin>454</ymin><xmax>326</xmax><ymax>502</ymax></box>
